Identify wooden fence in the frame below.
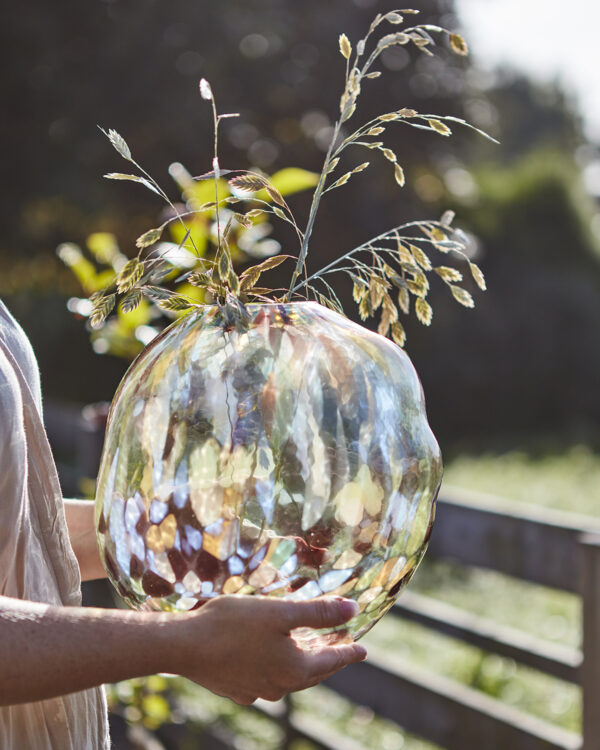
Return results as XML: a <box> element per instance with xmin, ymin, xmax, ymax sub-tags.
<box><xmin>44</xmin><ymin>400</ymin><xmax>600</xmax><ymax>750</ymax></box>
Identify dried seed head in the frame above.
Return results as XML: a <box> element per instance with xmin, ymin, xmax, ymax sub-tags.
<box><xmin>199</xmin><ymin>78</ymin><xmax>213</xmax><ymax>100</ymax></box>
<box><xmin>449</xmin><ymin>33</ymin><xmax>468</xmax><ymax>56</ymax></box>
<box><xmin>339</xmin><ymin>33</ymin><xmax>352</xmax><ymax>59</ymax></box>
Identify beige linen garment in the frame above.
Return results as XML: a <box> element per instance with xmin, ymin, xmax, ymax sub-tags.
<box><xmin>0</xmin><ymin>299</ymin><xmax>109</xmax><ymax>749</ymax></box>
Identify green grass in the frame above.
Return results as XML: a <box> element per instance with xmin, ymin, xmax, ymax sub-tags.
<box><xmin>442</xmin><ymin>445</ymin><xmax>600</xmax><ymax>516</ymax></box>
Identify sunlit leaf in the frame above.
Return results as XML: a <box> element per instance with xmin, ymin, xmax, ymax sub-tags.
<box><xmin>57</xmin><ymin>243</ymin><xmax>100</xmax><ymax>293</ymax></box>
<box><xmin>86</xmin><ymin>232</ymin><xmax>122</xmax><ymax>266</ymax></box>
<box><xmin>267</xmin><ymin>167</ymin><xmax>319</xmax><ymax>196</ymax></box>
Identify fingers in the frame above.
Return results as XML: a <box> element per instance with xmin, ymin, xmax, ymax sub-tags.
<box><xmin>279</xmin><ymin>597</ymin><xmax>360</xmax><ymax>632</ymax></box>
<box><xmin>302</xmin><ymin>641</ymin><xmax>367</xmax><ymax>679</ymax></box>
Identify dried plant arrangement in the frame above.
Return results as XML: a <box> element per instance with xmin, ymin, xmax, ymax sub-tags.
<box><xmin>81</xmin><ymin>8</ymin><xmax>495</xmax><ymax>347</ymax></box>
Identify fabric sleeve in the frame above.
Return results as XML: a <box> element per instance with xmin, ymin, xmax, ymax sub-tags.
<box><xmin>0</xmin><ymin>348</ymin><xmax>27</xmax><ymax>593</ymax></box>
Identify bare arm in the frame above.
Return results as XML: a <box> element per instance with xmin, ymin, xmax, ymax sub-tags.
<box><xmin>0</xmin><ymin>594</ymin><xmax>365</xmax><ymax>706</ymax></box>
<box><xmin>63</xmin><ymin>499</ymin><xmax>106</xmax><ymax>581</ymax></box>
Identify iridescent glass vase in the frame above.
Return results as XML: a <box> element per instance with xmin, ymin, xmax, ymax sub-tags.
<box><xmin>96</xmin><ymin>302</ymin><xmax>442</xmax><ymax>644</ymax></box>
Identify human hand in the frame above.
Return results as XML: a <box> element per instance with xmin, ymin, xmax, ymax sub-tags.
<box><xmin>167</xmin><ymin>596</ymin><xmax>366</xmax><ymax>705</ymax></box>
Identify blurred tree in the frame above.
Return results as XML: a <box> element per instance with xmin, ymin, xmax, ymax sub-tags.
<box><xmin>0</xmin><ymin>0</ymin><xmax>468</xmax><ymax>403</ymax></box>
<box><xmin>0</xmin><ymin>0</ymin><xmax>464</xmax><ymax>400</ymax></box>
<box><xmin>0</xmin><ymin>0</ymin><xmax>465</xmax><ymax>260</ymax></box>
<box><xmin>2</xmin><ymin>0</ymin><xmax>597</xmax><ymax>451</ymax></box>
<box><xmin>410</xmin><ymin>146</ymin><xmax>600</xmax><ymax>449</ymax></box>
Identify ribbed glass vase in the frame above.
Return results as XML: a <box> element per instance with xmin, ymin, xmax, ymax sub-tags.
<box><xmin>95</xmin><ymin>301</ymin><xmax>442</xmax><ymax>645</ymax></box>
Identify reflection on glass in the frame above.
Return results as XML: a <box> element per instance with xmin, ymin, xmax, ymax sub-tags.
<box><xmin>96</xmin><ymin>302</ymin><xmax>442</xmax><ymax>644</ymax></box>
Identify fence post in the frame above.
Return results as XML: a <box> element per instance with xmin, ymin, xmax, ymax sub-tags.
<box><xmin>282</xmin><ymin>695</ymin><xmax>294</xmax><ymax>749</ymax></box>
<box><xmin>581</xmin><ymin>533</ymin><xmax>600</xmax><ymax>750</ymax></box>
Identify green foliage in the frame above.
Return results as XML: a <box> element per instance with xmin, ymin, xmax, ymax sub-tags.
<box><xmin>59</xmin><ymin>162</ymin><xmax>312</xmax><ymax>357</ymax></box>
<box><xmin>106</xmin><ymin>675</ymin><xmax>173</xmax><ymax>731</ymax></box>
<box><xmin>415</xmin><ymin>146</ymin><xmax>600</xmax><ymax>444</ymax></box>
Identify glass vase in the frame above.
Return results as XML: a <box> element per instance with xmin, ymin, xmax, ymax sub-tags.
<box><xmin>95</xmin><ymin>301</ymin><xmax>442</xmax><ymax>645</ymax></box>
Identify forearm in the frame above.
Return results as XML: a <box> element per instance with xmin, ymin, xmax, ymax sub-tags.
<box><xmin>0</xmin><ymin>594</ymin><xmax>365</xmax><ymax>707</ymax></box>
<box><xmin>63</xmin><ymin>499</ymin><xmax>106</xmax><ymax>581</ymax></box>
<box><xmin>0</xmin><ymin>594</ymin><xmax>169</xmax><ymax>706</ymax></box>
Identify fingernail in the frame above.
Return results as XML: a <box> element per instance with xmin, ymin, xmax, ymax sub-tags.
<box><xmin>354</xmin><ymin>645</ymin><xmax>367</xmax><ymax>660</ymax></box>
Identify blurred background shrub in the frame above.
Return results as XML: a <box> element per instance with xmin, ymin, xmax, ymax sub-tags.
<box><xmin>2</xmin><ymin>0</ymin><xmax>598</xmax><ymax>455</ymax></box>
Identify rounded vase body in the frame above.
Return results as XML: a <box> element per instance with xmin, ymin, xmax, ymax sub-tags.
<box><xmin>95</xmin><ymin>302</ymin><xmax>442</xmax><ymax>643</ymax></box>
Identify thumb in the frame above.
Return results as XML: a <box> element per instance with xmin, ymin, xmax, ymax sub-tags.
<box><xmin>280</xmin><ymin>597</ymin><xmax>359</xmax><ymax>632</ymax></box>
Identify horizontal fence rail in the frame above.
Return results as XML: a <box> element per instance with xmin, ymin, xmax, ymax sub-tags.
<box><xmin>430</xmin><ymin>487</ymin><xmax>600</xmax><ymax>593</ymax></box>
<box><xmin>392</xmin><ymin>590</ymin><xmax>582</xmax><ymax>683</ymax></box>
<box><xmin>325</xmin><ymin>645</ymin><xmax>582</xmax><ymax>750</ymax></box>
